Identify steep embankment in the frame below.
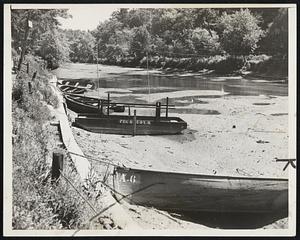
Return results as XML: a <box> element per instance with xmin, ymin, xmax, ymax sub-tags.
<box><xmin>11</xmin><ymin>56</ymin><xmax>114</xmax><ymax>230</ymax></box>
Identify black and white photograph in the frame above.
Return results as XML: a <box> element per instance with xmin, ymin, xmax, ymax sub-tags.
<box><xmin>3</xmin><ymin>3</ymin><xmax>296</xmax><ymax>236</ymax></box>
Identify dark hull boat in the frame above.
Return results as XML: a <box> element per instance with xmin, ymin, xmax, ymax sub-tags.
<box><xmin>112</xmin><ymin>167</ymin><xmax>288</xmax><ymax>213</ymax></box>
<box><xmin>72</xmin><ymin>95</ymin><xmax>186</xmax><ymax>135</ymax></box>
<box><xmin>74</xmin><ymin>114</ymin><xmax>187</xmax><ymax>135</ymax></box>
<box><xmin>64</xmin><ymin>94</ymin><xmax>125</xmax><ymax>114</ymax></box>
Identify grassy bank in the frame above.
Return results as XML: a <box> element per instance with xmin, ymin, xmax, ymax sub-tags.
<box><xmin>12</xmin><ymin>56</ymin><xmax>108</xmax><ymax>230</ymax></box>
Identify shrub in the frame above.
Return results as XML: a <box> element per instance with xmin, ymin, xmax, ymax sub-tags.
<box><xmin>214</xmin><ymin>56</ymin><xmax>244</xmax><ymax>74</ymax></box>
<box><xmin>249</xmin><ymin>56</ymin><xmax>288</xmax><ymax>78</ymax></box>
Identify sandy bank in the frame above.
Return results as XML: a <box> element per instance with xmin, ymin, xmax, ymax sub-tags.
<box><xmin>71</xmin><ymin>93</ymin><xmax>289</xmax><ymax>229</ymax></box>
<box><xmin>73</xmin><ymin>95</ymin><xmax>288</xmax><ymax>178</ymax></box>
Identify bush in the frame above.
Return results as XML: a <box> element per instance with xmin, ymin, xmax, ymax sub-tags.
<box><xmin>214</xmin><ymin>56</ymin><xmax>245</xmax><ymax>74</ymax></box>
<box><xmin>98</xmin><ymin>53</ymin><xmax>253</xmax><ymax>74</ymax></box>
<box><xmin>39</xmin><ymin>85</ymin><xmax>59</xmax><ymax>108</ymax></box>
<box><xmin>249</xmin><ymin>56</ymin><xmax>288</xmax><ymax>78</ymax></box>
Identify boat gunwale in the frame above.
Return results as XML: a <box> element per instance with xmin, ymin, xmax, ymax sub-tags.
<box><xmin>65</xmin><ymin>93</ymin><xmax>175</xmax><ymax>108</ymax></box>
<box><xmin>76</xmin><ymin>114</ymin><xmax>187</xmax><ymax>123</ymax></box>
<box><xmin>64</xmin><ymin>94</ymin><xmax>109</xmax><ymax>106</ymax></box>
<box><xmin>114</xmin><ymin>166</ymin><xmax>288</xmax><ymax>182</ymax></box>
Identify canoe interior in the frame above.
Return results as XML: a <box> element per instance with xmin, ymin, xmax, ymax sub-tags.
<box><xmin>112</xmin><ymin>167</ymin><xmax>288</xmax><ymax>213</ymax></box>
<box><xmin>58</xmin><ymin>84</ymin><xmax>87</xmax><ymax>94</ymax></box>
<box><xmin>74</xmin><ymin>114</ymin><xmax>188</xmax><ymax>135</ymax></box>
<box><xmin>60</xmin><ymin>79</ymin><xmax>95</xmax><ymax>89</ymax></box>
<box><xmin>64</xmin><ymin>94</ymin><xmax>120</xmax><ymax>114</ymax></box>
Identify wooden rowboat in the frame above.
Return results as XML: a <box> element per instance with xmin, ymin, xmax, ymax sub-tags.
<box><xmin>59</xmin><ymin>85</ymin><xmax>86</xmax><ymax>94</ymax></box>
<box><xmin>112</xmin><ymin>167</ymin><xmax>288</xmax><ymax>213</ymax></box>
<box><xmin>74</xmin><ymin>114</ymin><xmax>187</xmax><ymax>135</ymax></box>
<box><xmin>64</xmin><ymin>94</ymin><xmax>125</xmax><ymax>114</ymax></box>
<box><xmin>57</xmin><ymin>81</ymin><xmax>94</xmax><ymax>94</ymax></box>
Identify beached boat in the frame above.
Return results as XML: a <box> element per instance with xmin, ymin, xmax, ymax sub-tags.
<box><xmin>64</xmin><ymin>94</ymin><xmax>125</xmax><ymax>114</ymax></box>
<box><xmin>58</xmin><ymin>84</ymin><xmax>86</xmax><ymax>94</ymax></box>
<box><xmin>74</xmin><ymin>113</ymin><xmax>187</xmax><ymax>135</ymax></box>
<box><xmin>73</xmin><ymin>96</ymin><xmax>187</xmax><ymax>135</ymax></box>
<box><xmin>112</xmin><ymin>167</ymin><xmax>288</xmax><ymax>213</ymax></box>
<box><xmin>59</xmin><ymin>79</ymin><xmax>95</xmax><ymax>89</ymax></box>
<box><xmin>57</xmin><ymin>81</ymin><xmax>94</xmax><ymax>94</ymax></box>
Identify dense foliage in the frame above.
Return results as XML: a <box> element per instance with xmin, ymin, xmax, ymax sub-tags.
<box><xmin>64</xmin><ymin>29</ymin><xmax>96</xmax><ymax>63</ymax></box>
<box><xmin>72</xmin><ymin>8</ymin><xmax>285</xmax><ymax>76</ymax></box>
<box><xmin>11</xmin><ymin>8</ymin><xmax>288</xmax><ymax>73</ymax></box>
<box><xmin>218</xmin><ymin>9</ymin><xmax>265</xmax><ymax>55</ymax></box>
<box><xmin>90</xmin><ymin>8</ymin><xmax>285</xmax><ymax>59</ymax></box>
<box><xmin>11</xmin><ymin>9</ymin><xmax>71</xmax><ymax>69</ymax></box>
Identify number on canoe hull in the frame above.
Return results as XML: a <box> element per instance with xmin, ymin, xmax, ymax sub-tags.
<box><xmin>120</xmin><ymin>173</ymin><xmax>140</xmax><ymax>184</ymax></box>
<box><xmin>119</xmin><ymin>119</ymin><xmax>151</xmax><ymax>125</ymax></box>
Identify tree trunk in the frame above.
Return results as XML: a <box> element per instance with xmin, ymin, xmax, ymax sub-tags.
<box><xmin>17</xmin><ymin>15</ymin><xmax>30</xmax><ymax>71</ymax></box>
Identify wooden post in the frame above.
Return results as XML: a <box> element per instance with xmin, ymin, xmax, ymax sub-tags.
<box><xmin>28</xmin><ymin>82</ymin><xmax>32</xmax><ymax>94</ymax></box>
<box><xmin>128</xmin><ymin>106</ymin><xmax>131</xmax><ymax>116</ymax></box>
<box><xmin>52</xmin><ymin>152</ymin><xmax>64</xmax><ymax>183</ymax></box>
<box><xmin>133</xmin><ymin>110</ymin><xmax>137</xmax><ymax>136</ymax></box>
<box><xmin>155</xmin><ymin>102</ymin><xmax>161</xmax><ymax>120</ymax></box>
<box><xmin>100</xmin><ymin>100</ymin><xmax>103</xmax><ymax>116</ymax></box>
<box><xmin>107</xmin><ymin>93</ymin><xmax>110</xmax><ymax>116</ymax></box>
<box><xmin>166</xmin><ymin>97</ymin><xmax>169</xmax><ymax>118</ymax></box>
<box><xmin>31</xmin><ymin>71</ymin><xmax>37</xmax><ymax>81</ymax></box>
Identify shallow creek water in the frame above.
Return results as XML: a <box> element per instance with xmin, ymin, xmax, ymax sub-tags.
<box><xmin>53</xmin><ymin>63</ymin><xmax>288</xmax><ymax>113</ymax></box>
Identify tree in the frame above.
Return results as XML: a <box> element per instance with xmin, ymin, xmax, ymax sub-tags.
<box><xmin>126</xmin><ymin>9</ymin><xmax>151</xmax><ymax>28</ymax></box>
<box><xmin>258</xmin><ymin>8</ymin><xmax>288</xmax><ymax>57</ymax></box>
<box><xmin>219</xmin><ymin>9</ymin><xmax>264</xmax><ymax>55</ymax></box>
<box><xmin>191</xmin><ymin>28</ymin><xmax>221</xmax><ymax>54</ymax></box>
<box><xmin>110</xmin><ymin>8</ymin><xmax>130</xmax><ymax>28</ymax></box>
<box><xmin>35</xmin><ymin>29</ymin><xmax>70</xmax><ymax>69</ymax></box>
<box><xmin>129</xmin><ymin>26</ymin><xmax>150</xmax><ymax>58</ymax></box>
<box><xmin>11</xmin><ymin>9</ymin><xmax>71</xmax><ymax>68</ymax></box>
<box><xmin>192</xmin><ymin>9</ymin><xmax>220</xmax><ymax>36</ymax></box>
<box><xmin>65</xmin><ymin>30</ymin><xmax>96</xmax><ymax>63</ymax></box>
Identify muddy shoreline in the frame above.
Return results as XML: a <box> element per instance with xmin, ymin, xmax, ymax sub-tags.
<box><xmin>72</xmin><ymin>93</ymin><xmax>288</xmax><ymax>229</ymax></box>
<box><xmin>55</xmin><ymin>63</ymin><xmax>289</xmax><ymax>229</ymax></box>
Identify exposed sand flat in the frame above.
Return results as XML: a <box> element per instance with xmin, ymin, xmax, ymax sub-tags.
<box><xmin>71</xmin><ymin>94</ymin><xmax>289</xmax><ymax>229</ymax></box>
<box><xmin>73</xmin><ymin>95</ymin><xmax>288</xmax><ymax>179</ymax></box>
<box><xmin>55</xmin><ymin>62</ymin><xmax>290</xmax><ymax>230</ymax></box>
<box><xmin>85</xmin><ymin>89</ymin><xmax>229</xmax><ymax>103</ymax></box>
<box><xmin>136</xmin><ymin>90</ymin><xmax>229</xmax><ymax>102</ymax></box>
